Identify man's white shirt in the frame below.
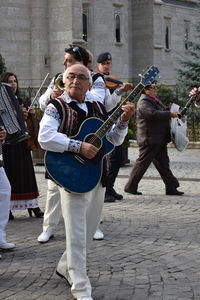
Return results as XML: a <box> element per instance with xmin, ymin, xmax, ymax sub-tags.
<box><xmin>38</xmin><ymin>96</ymin><xmax>128</xmax><ymax>153</ymax></box>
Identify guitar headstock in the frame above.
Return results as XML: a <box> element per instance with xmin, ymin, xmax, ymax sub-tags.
<box><xmin>140</xmin><ymin>66</ymin><xmax>159</xmax><ymax>87</ymax></box>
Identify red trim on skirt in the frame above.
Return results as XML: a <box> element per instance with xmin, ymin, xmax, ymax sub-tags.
<box><xmin>11</xmin><ymin>192</ymin><xmax>39</xmax><ymax>200</ymax></box>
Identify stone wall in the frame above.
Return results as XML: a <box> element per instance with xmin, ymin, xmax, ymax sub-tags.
<box><xmin>84</xmin><ymin>0</ymin><xmax>131</xmax><ymax>82</ymax></box>
<box><xmin>0</xmin><ymin>0</ymin><xmax>199</xmax><ymax>89</ymax></box>
<box><xmin>0</xmin><ymin>0</ymin><xmax>31</xmax><ymax>86</ymax></box>
<box><xmin>152</xmin><ymin>0</ymin><xmax>200</xmax><ymax>86</ymax></box>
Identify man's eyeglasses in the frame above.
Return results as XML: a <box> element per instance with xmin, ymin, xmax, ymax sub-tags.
<box><xmin>66</xmin><ymin>74</ymin><xmax>89</xmax><ymax>81</ymax></box>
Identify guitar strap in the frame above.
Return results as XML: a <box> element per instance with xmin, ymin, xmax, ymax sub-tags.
<box><xmin>91</xmin><ymin>72</ymin><xmax>105</xmax><ymax>84</ymax></box>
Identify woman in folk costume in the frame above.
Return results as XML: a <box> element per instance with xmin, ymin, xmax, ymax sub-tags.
<box><xmin>0</xmin><ymin>72</ymin><xmax>43</xmax><ymax>218</ymax></box>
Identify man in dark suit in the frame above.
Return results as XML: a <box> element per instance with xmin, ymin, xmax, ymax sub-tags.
<box><xmin>124</xmin><ymin>81</ymin><xmax>184</xmax><ymax>196</ymax></box>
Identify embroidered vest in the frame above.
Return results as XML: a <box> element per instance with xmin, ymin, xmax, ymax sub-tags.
<box><xmin>49</xmin><ymin>98</ymin><xmax>107</xmax><ymax>136</ymax></box>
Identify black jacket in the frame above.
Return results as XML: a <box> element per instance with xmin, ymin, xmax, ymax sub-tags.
<box><xmin>136</xmin><ymin>94</ymin><xmax>171</xmax><ymax>146</ymax></box>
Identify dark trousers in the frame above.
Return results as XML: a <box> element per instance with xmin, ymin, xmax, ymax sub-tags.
<box><xmin>125</xmin><ymin>144</ymin><xmax>179</xmax><ymax>191</ymax></box>
<box><xmin>106</xmin><ymin>145</ymin><xmax>124</xmax><ymax>191</ymax></box>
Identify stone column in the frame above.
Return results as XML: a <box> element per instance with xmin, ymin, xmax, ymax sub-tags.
<box><xmin>30</xmin><ymin>0</ymin><xmax>49</xmax><ymax>87</ymax></box>
<box><xmin>48</xmin><ymin>0</ymin><xmax>73</xmax><ymax>77</ymax></box>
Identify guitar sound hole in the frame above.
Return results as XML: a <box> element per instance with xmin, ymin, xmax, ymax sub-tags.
<box><xmin>85</xmin><ymin>134</ymin><xmax>102</xmax><ymax>149</ymax></box>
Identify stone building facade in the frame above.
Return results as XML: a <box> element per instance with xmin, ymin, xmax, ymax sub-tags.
<box><xmin>0</xmin><ymin>0</ymin><xmax>199</xmax><ymax>89</ymax></box>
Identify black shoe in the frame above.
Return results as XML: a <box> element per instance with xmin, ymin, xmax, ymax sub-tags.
<box><xmin>124</xmin><ymin>188</ymin><xmax>142</xmax><ymax>195</ymax></box>
<box><xmin>104</xmin><ymin>193</ymin><xmax>116</xmax><ymax>202</ymax></box>
<box><xmin>28</xmin><ymin>207</ymin><xmax>44</xmax><ymax>218</ymax></box>
<box><xmin>107</xmin><ymin>187</ymin><xmax>123</xmax><ymax>200</ymax></box>
<box><xmin>166</xmin><ymin>188</ymin><xmax>184</xmax><ymax>196</ymax></box>
<box><xmin>120</xmin><ymin>159</ymin><xmax>130</xmax><ymax>167</ymax></box>
<box><xmin>9</xmin><ymin>211</ymin><xmax>14</xmax><ymax>220</ymax></box>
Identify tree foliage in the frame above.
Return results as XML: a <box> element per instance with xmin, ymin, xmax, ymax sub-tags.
<box><xmin>156</xmin><ymin>84</ymin><xmax>177</xmax><ymax>106</ymax></box>
<box><xmin>176</xmin><ymin>21</ymin><xmax>200</xmax><ymax>141</ymax></box>
<box><xmin>176</xmin><ymin>21</ymin><xmax>200</xmax><ymax>100</ymax></box>
<box><xmin>0</xmin><ymin>53</ymin><xmax>6</xmax><ymax>74</ymax></box>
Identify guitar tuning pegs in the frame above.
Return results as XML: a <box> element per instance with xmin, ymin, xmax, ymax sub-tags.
<box><xmin>156</xmin><ymin>75</ymin><xmax>161</xmax><ymax>82</ymax></box>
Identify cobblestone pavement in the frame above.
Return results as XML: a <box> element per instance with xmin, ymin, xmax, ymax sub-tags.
<box><xmin>1</xmin><ymin>147</ymin><xmax>200</xmax><ymax>300</ymax></box>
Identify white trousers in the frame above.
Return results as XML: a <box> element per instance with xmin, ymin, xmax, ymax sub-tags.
<box><xmin>0</xmin><ymin>167</ymin><xmax>11</xmax><ymax>244</ymax></box>
<box><xmin>57</xmin><ymin>183</ymin><xmax>105</xmax><ymax>299</ymax></box>
<box><xmin>43</xmin><ymin>179</ymin><xmax>62</xmax><ymax>232</ymax></box>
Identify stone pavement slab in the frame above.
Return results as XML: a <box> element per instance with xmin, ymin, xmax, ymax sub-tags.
<box><xmin>1</xmin><ymin>147</ymin><xmax>200</xmax><ymax>300</ymax></box>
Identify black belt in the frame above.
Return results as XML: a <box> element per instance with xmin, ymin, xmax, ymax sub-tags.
<box><xmin>0</xmin><ymin>160</ymin><xmax>4</xmax><ymax>167</ymax></box>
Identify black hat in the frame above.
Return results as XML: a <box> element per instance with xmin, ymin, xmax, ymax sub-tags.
<box><xmin>64</xmin><ymin>45</ymin><xmax>89</xmax><ymax>66</ymax></box>
<box><xmin>97</xmin><ymin>52</ymin><xmax>112</xmax><ymax>63</ymax></box>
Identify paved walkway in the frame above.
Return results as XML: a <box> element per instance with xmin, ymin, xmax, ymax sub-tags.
<box><xmin>1</xmin><ymin>147</ymin><xmax>200</xmax><ymax>300</ymax></box>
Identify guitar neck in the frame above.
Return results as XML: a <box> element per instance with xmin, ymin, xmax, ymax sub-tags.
<box><xmin>96</xmin><ymin>82</ymin><xmax>144</xmax><ymax>139</ymax></box>
<box><xmin>179</xmin><ymin>90</ymin><xmax>200</xmax><ymax>117</ymax></box>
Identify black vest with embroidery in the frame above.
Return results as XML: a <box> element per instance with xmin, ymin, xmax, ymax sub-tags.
<box><xmin>50</xmin><ymin>98</ymin><xmax>107</xmax><ymax>136</ymax></box>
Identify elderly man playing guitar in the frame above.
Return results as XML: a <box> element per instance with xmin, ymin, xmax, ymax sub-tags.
<box><xmin>38</xmin><ymin>63</ymin><xmax>135</xmax><ymax>300</ymax></box>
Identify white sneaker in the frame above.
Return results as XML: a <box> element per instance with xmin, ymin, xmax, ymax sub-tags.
<box><xmin>37</xmin><ymin>231</ymin><xmax>54</xmax><ymax>243</ymax></box>
<box><xmin>93</xmin><ymin>228</ymin><xmax>104</xmax><ymax>240</ymax></box>
<box><xmin>0</xmin><ymin>242</ymin><xmax>16</xmax><ymax>250</ymax></box>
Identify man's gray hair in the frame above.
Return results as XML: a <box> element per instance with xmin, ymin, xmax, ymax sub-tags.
<box><xmin>63</xmin><ymin>63</ymin><xmax>93</xmax><ymax>86</ymax></box>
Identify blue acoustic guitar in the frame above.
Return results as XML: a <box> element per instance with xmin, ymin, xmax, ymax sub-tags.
<box><xmin>45</xmin><ymin>65</ymin><xmax>159</xmax><ymax>193</ymax></box>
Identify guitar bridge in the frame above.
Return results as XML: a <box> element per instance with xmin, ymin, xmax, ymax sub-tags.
<box><xmin>74</xmin><ymin>154</ymin><xmax>87</xmax><ymax>166</ymax></box>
